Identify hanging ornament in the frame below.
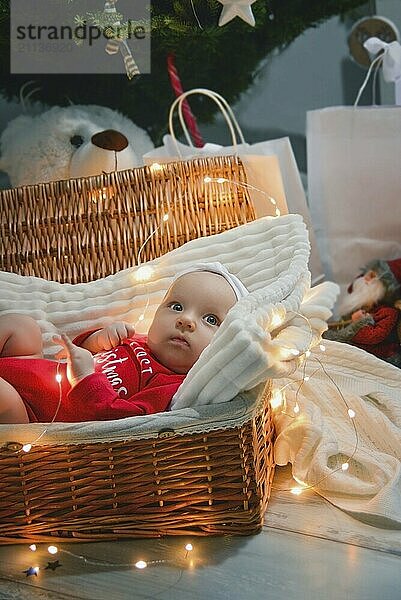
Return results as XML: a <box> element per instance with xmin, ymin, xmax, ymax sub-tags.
<box><xmin>103</xmin><ymin>0</ymin><xmax>140</xmax><ymax>79</ymax></box>
<box><xmin>217</xmin><ymin>0</ymin><xmax>257</xmax><ymax>27</ymax></box>
<box><xmin>348</xmin><ymin>16</ymin><xmax>399</xmax><ymax>67</ymax></box>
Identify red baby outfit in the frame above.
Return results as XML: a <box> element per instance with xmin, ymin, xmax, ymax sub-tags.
<box><xmin>0</xmin><ymin>334</ymin><xmax>185</xmax><ymax>423</ymax></box>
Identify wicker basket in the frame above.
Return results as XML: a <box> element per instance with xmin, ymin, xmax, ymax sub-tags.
<box><xmin>0</xmin><ymin>155</ymin><xmax>255</xmax><ymax>282</ymax></box>
<box><xmin>0</xmin><ymin>155</ymin><xmax>275</xmax><ymax>543</ymax></box>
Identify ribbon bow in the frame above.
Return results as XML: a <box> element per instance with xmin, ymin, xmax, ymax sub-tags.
<box><xmin>364</xmin><ymin>37</ymin><xmax>401</xmax><ymax>83</ymax></box>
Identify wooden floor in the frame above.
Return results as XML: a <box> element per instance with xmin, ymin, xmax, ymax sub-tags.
<box><xmin>1</xmin><ymin>467</ymin><xmax>400</xmax><ymax>600</ymax></box>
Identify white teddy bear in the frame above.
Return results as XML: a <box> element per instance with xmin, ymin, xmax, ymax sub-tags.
<box><xmin>0</xmin><ymin>104</ymin><xmax>154</xmax><ymax>187</ymax></box>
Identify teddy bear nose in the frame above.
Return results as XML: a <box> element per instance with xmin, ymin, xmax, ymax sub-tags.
<box><xmin>91</xmin><ymin>130</ymin><xmax>129</xmax><ymax>152</ymax></box>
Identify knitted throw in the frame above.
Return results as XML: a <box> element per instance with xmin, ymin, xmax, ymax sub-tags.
<box><xmin>0</xmin><ymin>214</ymin><xmax>338</xmax><ymax>407</ymax></box>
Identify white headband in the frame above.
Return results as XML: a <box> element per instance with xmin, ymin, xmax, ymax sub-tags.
<box><xmin>174</xmin><ymin>262</ymin><xmax>249</xmax><ymax>301</ymax></box>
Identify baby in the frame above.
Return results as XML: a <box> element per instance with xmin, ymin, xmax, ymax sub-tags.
<box><xmin>0</xmin><ymin>263</ymin><xmax>248</xmax><ymax>424</ymax></box>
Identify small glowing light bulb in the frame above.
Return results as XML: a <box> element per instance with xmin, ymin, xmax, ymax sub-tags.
<box><xmin>348</xmin><ymin>408</ymin><xmax>356</xmax><ymax>419</ymax></box>
<box><xmin>341</xmin><ymin>462</ymin><xmax>349</xmax><ymax>471</ymax></box>
<box><xmin>203</xmin><ymin>176</ymin><xmax>212</xmax><ymax>183</ymax></box>
<box><xmin>150</xmin><ymin>162</ymin><xmax>163</xmax><ymax>173</ymax></box>
<box><xmin>293</xmin><ymin>403</ymin><xmax>300</xmax><ymax>414</ymax></box>
<box><xmin>55</xmin><ymin>373</ymin><xmax>62</xmax><ymax>383</ymax></box>
<box><xmin>304</xmin><ymin>375</ymin><xmax>310</xmax><ymax>382</ymax></box>
<box><xmin>275</xmin><ymin>208</ymin><xmax>281</xmax><ymax>217</ymax></box>
<box><xmin>135</xmin><ymin>265</ymin><xmax>154</xmax><ymax>282</ymax></box>
<box><xmin>270</xmin><ymin>388</ymin><xmax>283</xmax><ymax>410</ymax></box>
<box><xmin>135</xmin><ymin>560</ymin><xmax>147</xmax><ymax>569</ymax></box>
<box><xmin>217</xmin><ymin>177</ymin><xmax>227</xmax><ymax>184</ymax></box>
<box><xmin>138</xmin><ymin>314</ymin><xmax>145</xmax><ymax>322</ymax></box>
<box><xmin>271</xmin><ymin>313</ymin><xmax>283</xmax><ymax>328</ymax></box>
<box><xmin>185</xmin><ymin>543</ymin><xmax>193</xmax><ymax>552</ymax></box>
<box><xmin>305</xmin><ymin>350</ymin><xmax>311</xmax><ymax>358</ymax></box>
<box><xmin>291</xmin><ymin>487</ymin><xmax>303</xmax><ymax>496</ymax></box>
<box><xmin>270</xmin><ymin>198</ymin><xmax>277</xmax><ymax>206</ymax></box>
<box><xmin>280</xmin><ymin>347</ymin><xmax>298</xmax><ymax>360</ymax></box>
<box><xmin>29</xmin><ymin>544</ymin><xmax>37</xmax><ymax>552</ymax></box>
<box><xmin>162</xmin><ymin>213</ymin><xmax>169</xmax><ymax>222</ymax></box>
<box><xmin>319</xmin><ymin>344</ymin><xmax>326</xmax><ymax>352</ymax></box>
<box><xmin>22</xmin><ymin>444</ymin><xmax>32</xmax><ymax>453</ymax></box>
<box><xmin>48</xmin><ymin>545</ymin><xmax>58</xmax><ymax>555</ymax></box>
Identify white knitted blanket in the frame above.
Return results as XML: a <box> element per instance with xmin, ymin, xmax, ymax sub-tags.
<box><xmin>0</xmin><ymin>214</ymin><xmax>337</xmax><ymax>407</ymax></box>
<box><xmin>276</xmin><ymin>341</ymin><xmax>401</xmax><ymax>528</ymax></box>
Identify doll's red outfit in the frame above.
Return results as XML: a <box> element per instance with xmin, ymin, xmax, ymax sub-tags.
<box><xmin>351</xmin><ymin>305</ymin><xmax>400</xmax><ymax>360</ymax></box>
<box><xmin>324</xmin><ymin>305</ymin><xmax>401</xmax><ymax>366</ymax></box>
<box><xmin>0</xmin><ymin>334</ymin><xmax>185</xmax><ymax>422</ymax></box>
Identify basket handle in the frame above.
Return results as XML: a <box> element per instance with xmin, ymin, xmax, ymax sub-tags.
<box><xmin>168</xmin><ymin>88</ymin><xmax>246</xmax><ymax>157</ymax></box>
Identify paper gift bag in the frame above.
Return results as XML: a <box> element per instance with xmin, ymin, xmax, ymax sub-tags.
<box><xmin>144</xmin><ymin>89</ymin><xmax>324</xmax><ymax>283</ymax></box>
<box><xmin>307</xmin><ymin>106</ymin><xmax>401</xmax><ymax>289</ymax></box>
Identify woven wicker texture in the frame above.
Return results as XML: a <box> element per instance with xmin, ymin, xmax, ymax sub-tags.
<box><xmin>0</xmin><ymin>383</ymin><xmax>273</xmax><ymax>542</ymax></box>
<box><xmin>0</xmin><ymin>156</ymin><xmax>254</xmax><ymax>283</ymax></box>
<box><xmin>0</xmin><ymin>155</ymin><xmax>274</xmax><ymax>542</ymax></box>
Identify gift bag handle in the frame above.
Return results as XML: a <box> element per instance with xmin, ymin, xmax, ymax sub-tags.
<box><xmin>354</xmin><ymin>52</ymin><xmax>384</xmax><ymax>106</ymax></box>
<box><xmin>168</xmin><ymin>88</ymin><xmax>246</xmax><ymax>157</ymax></box>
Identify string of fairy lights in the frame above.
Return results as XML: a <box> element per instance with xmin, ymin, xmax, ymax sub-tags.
<box><xmin>199</xmin><ymin>175</ymin><xmax>359</xmax><ymax>492</ymax></box>
<box><xmin>5</xmin><ymin>163</ymin><xmax>361</xmax><ymax>577</ymax></box>
<box><xmin>16</xmin><ymin>541</ymin><xmax>195</xmax><ymax>577</ymax></box>
<box><xmin>20</xmin><ymin>362</ymin><xmax>63</xmax><ymax>453</ymax></box>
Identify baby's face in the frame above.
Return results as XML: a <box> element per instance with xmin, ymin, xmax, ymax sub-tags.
<box><xmin>147</xmin><ymin>272</ymin><xmax>237</xmax><ymax>374</ymax></box>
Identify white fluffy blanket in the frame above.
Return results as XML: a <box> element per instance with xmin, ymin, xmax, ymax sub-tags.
<box><xmin>0</xmin><ymin>214</ymin><xmax>337</xmax><ymax>406</ymax></box>
<box><xmin>276</xmin><ymin>341</ymin><xmax>401</xmax><ymax>528</ymax></box>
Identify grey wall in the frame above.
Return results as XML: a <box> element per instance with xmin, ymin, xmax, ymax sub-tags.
<box><xmin>200</xmin><ymin>13</ymin><xmax>380</xmax><ymax>174</ymax></box>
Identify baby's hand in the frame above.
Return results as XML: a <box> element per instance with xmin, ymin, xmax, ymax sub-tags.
<box><xmin>82</xmin><ymin>322</ymin><xmax>136</xmax><ymax>352</ymax></box>
<box><xmin>53</xmin><ymin>334</ymin><xmax>95</xmax><ymax>387</ymax></box>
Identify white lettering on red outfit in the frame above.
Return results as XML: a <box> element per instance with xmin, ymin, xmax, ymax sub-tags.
<box><xmin>128</xmin><ymin>340</ymin><xmax>154</xmax><ymax>374</ymax></box>
<box><xmin>94</xmin><ymin>340</ymin><xmax>154</xmax><ymax>398</ymax></box>
<box><xmin>95</xmin><ymin>350</ymin><xmax>129</xmax><ymax>397</ymax></box>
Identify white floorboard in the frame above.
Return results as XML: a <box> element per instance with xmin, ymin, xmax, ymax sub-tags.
<box><xmin>268</xmin><ymin>466</ymin><xmax>401</xmax><ymax>555</ymax></box>
<box><xmin>0</xmin><ymin>467</ymin><xmax>400</xmax><ymax>600</ymax></box>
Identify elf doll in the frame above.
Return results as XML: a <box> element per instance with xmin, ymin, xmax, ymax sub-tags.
<box><xmin>324</xmin><ymin>258</ymin><xmax>401</xmax><ymax>367</ymax></box>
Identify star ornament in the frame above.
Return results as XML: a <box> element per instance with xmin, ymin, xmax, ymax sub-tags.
<box><xmin>45</xmin><ymin>560</ymin><xmax>62</xmax><ymax>571</ymax></box>
<box><xmin>217</xmin><ymin>0</ymin><xmax>257</xmax><ymax>27</ymax></box>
